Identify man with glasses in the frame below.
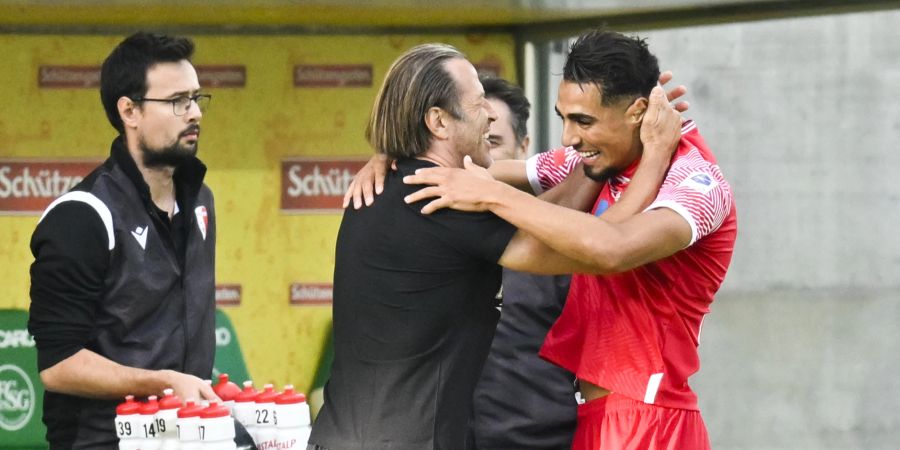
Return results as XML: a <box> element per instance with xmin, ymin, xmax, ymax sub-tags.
<box><xmin>28</xmin><ymin>32</ymin><xmax>220</xmax><ymax>448</ymax></box>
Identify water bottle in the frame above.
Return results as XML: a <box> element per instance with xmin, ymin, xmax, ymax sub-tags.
<box><xmin>252</xmin><ymin>384</ymin><xmax>280</xmax><ymax>449</ymax></box>
<box><xmin>274</xmin><ymin>385</ymin><xmax>311</xmax><ymax>449</ymax></box>
<box><xmin>157</xmin><ymin>388</ymin><xmax>182</xmax><ymax>450</ymax></box>
<box><xmin>137</xmin><ymin>395</ymin><xmax>162</xmax><ymax>449</ymax></box>
<box><xmin>200</xmin><ymin>401</ymin><xmax>237</xmax><ymax>450</ymax></box>
<box><xmin>213</xmin><ymin>373</ymin><xmax>241</xmax><ymax>413</ymax></box>
<box><xmin>115</xmin><ymin>395</ymin><xmax>142</xmax><ymax>450</ymax></box>
<box><xmin>232</xmin><ymin>381</ymin><xmax>259</xmax><ymax>445</ymax></box>
<box><xmin>177</xmin><ymin>400</ymin><xmax>205</xmax><ymax>450</ymax></box>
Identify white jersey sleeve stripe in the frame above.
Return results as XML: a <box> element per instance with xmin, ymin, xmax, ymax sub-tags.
<box><xmin>525</xmin><ymin>153</ymin><xmax>545</xmax><ymax>195</ymax></box>
<box><xmin>647</xmin><ymin>147</ymin><xmax>733</xmax><ymax>246</ymax></box>
<box><xmin>645</xmin><ymin>199</ymin><xmax>699</xmax><ymax>247</ymax></box>
<box><xmin>40</xmin><ymin>191</ymin><xmax>115</xmax><ymax>250</ymax></box>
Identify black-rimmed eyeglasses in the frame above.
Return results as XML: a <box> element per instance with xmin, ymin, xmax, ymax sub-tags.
<box><xmin>131</xmin><ymin>94</ymin><xmax>211</xmax><ymax>116</ymax></box>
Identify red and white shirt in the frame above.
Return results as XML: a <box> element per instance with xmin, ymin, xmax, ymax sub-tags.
<box><xmin>529</xmin><ymin>120</ymin><xmax>737</xmax><ymax>410</ymax></box>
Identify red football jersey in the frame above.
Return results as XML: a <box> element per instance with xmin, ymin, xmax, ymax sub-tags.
<box><xmin>531</xmin><ymin>121</ymin><xmax>737</xmax><ymax>410</ymax></box>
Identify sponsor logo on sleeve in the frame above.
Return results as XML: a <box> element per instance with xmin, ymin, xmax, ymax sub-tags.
<box><xmin>0</xmin><ymin>364</ymin><xmax>35</xmax><ymax>432</ymax></box>
<box><xmin>290</xmin><ymin>283</ymin><xmax>332</xmax><ymax>305</ymax></box>
<box><xmin>0</xmin><ymin>160</ymin><xmax>98</xmax><ymax>214</ymax></box>
<box><xmin>281</xmin><ymin>158</ymin><xmax>367</xmax><ymax>213</ymax></box>
<box><xmin>679</xmin><ymin>172</ymin><xmax>718</xmax><ymax>195</ymax></box>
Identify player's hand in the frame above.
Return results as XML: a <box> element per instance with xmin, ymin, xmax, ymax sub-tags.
<box><xmin>403</xmin><ymin>155</ymin><xmax>496</xmax><ymax>214</ymax></box>
<box><xmin>658</xmin><ymin>70</ymin><xmax>689</xmax><ymax>113</ymax></box>
<box><xmin>342</xmin><ymin>154</ymin><xmax>394</xmax><ymax>209</ymax></box>
<box><xmin>640</xmin><ymin>84</ymin><xmax>682</xmax><ymax>162</ymax></box>
<box><xmin>160</xmin><ymin>370</ymin><xmax>220</xmax><ymax>403</ymax></box>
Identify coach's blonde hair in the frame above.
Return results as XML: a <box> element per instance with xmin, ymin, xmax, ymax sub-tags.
<box><xmin>366</xmin><ymin>43</ymin><xmax>465</xmax><ymax>158</ymax></box>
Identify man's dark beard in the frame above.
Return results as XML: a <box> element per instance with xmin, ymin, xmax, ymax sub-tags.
<box><xmin>140</xmin><ymin>139</ymin><xmax>197</xmax><ymax>168</ymax></box>
<box><xmin>582</xmin><ymin>163</ymin><xmax>615</xmax><ymax>183</ymax></box>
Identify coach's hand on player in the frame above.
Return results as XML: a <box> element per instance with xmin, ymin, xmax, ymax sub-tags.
<box><xmin>659</xmin><ymin>70</ymin><xmax>689</xmax><ymax>112</ymax></box>
<box><xmin>343</xmin><ymin>153</ymin><xmax>395</xmax><ymax>209</ymax></box>
<box><xmin>161</xmin><ymin>370</ymin><xmax>221</xmax><ymax>403</ymax></box>
<box><xmin>640</xmin><ymin>84</ymin><xmax>683</xmax><ymax>162</ymax></box>
<box><xmin>403</xmin><ymin>155</ymin><xmax>497</xmax><ymax>214</ymax></box>
<box><xmin>349</xmin><ymin>71</ymin><xmax>685</xmax><ymax>211</ymax></box>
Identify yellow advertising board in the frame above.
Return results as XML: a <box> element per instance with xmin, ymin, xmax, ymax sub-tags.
<box><xmin>0</xmin><ymin>33</ymin><xmax>515</xmax><ymax>390</ymax></box>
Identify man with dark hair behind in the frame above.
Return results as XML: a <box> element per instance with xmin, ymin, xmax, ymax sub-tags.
<box><xmin>468</xmin><ymin>76</ymin><xmax>577</xmax><ymax>450</ymax></box>
<box><xmin>404</xmin><ymin>29</ymin><xmax>736</xmax><ymax>450</ymax></box>
<box><xmin>28</xmin><ymin>32</ymin><xmax>220</xmax><ymax>447</ymax></box>
<box><xmin>479</xmin><ymin>77</ymin><xmax>531</xmax><ymax>161</ymax></box>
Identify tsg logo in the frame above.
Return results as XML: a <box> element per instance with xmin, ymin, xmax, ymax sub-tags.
<box><xmin>0</xmin><ymin>364</ymin><xmax>35</xmax><ymax>431</ymax></box>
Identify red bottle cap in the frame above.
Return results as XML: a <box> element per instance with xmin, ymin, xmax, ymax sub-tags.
<box><xmin>254</xmin><ymin>384</ymin><xmax>280</xmax><ymax>404</ymax></box>
<box><xmin>177</xmin><ymin>400</ymin><xmax>206</xmax><ymax>419</ymax></box>
<box><xmin>275</xmin><ymin>385</ymin><xmax>307</xmax><ymax>405</ymax></box>
<box><xmin>234</xmin><ymin>381</ymin><xmax>259</xmax><ymax>403</ymax></box>
<box><xmin>158</xmin><ymin>388</ymin><xmax>182</xmax><ymax>410</ymax></box>
<box><xmin>116</xmin><ymin>395</ymin><xmax>141</xmax><ymax>415</ymax></box>
<box><xmin>139</xmin><ymin>395</ymin><xmax>159</xmax><ymax>415</ymax></box>
<box><xmin>200</xmin><ymin>401</ymin><xmax>231</xmax><ymax>419</ymax></box>
<box><xmin>213</xmin><ymin>373</ymin><xmax>242</xmax><ymax>401</ymax></box>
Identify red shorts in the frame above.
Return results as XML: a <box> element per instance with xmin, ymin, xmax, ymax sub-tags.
<box><xmin>572</xmin><ymin>393</ymin><xmax>710</xmax><ymax>450</ymax></box>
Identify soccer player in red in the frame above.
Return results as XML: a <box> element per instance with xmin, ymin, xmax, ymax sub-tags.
<box><xmin>404</xmin><ymin>29</ymin><xmax>736</xmax><ymax>450</ymax></box>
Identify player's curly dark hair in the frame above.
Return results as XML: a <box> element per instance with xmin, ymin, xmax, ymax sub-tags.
<box><xmin>564</xmin><ymin>29</ymin><xmax>660</xmax><ymax>106</ymax></box>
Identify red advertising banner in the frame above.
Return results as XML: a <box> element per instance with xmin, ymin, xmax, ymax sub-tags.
<box><xmin>290</xmin><ymin>283</ymin><xmax>333</xmax><ymax>305</ymax></box>
<box><xmin>38</xmin><ymin>66</ymin><xmax>100</xmax><ymax>88</ymax></box>
<box><xmin>38</xmin><ymin>65</ymin><xmax>246</xmax><ymax>89</ymax></box>
<box><xmin>197</xmin><ymin>65</ymin><xmax>246</xmax><ymax>88</ymax></box>
<box><xmin>294</xmin><ymin>64</ymin><xmax>373</xmax><ymax>87</ymax></box>
<box><xmin>281</xmin><ymin>157</ymin><xmax>367</xmax><ymax>213</ymax></box>
<box><xmin>0</xmin><ymin>160</ymin><xmax>99</xmax><ymax>214</ymax></box>
<box><xmin>215</xmin><ymin>284</ymin><xmax>242</xmax><ymax>307</ymax></box>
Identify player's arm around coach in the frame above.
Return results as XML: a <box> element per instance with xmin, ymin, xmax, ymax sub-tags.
<box><xmin>405</xmin><ymin>84</ymin><xmax>688</xmax><ymax>275</ymax></box>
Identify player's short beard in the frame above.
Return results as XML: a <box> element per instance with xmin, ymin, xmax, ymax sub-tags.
<box><xmin>582</xmin><ymin>164</ymin><xmax>614</xmax><ymax>183</ymax></box>
<box><xmin>139</xmin><ymin>132</ymin><xmax>198</xmax><ymax>169</ymax></box>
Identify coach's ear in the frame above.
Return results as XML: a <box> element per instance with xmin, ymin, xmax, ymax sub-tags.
<box><xmin>425</xmin><ymin>106</ymin><xmax>451</xmax><ymax>140</ymax></box>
